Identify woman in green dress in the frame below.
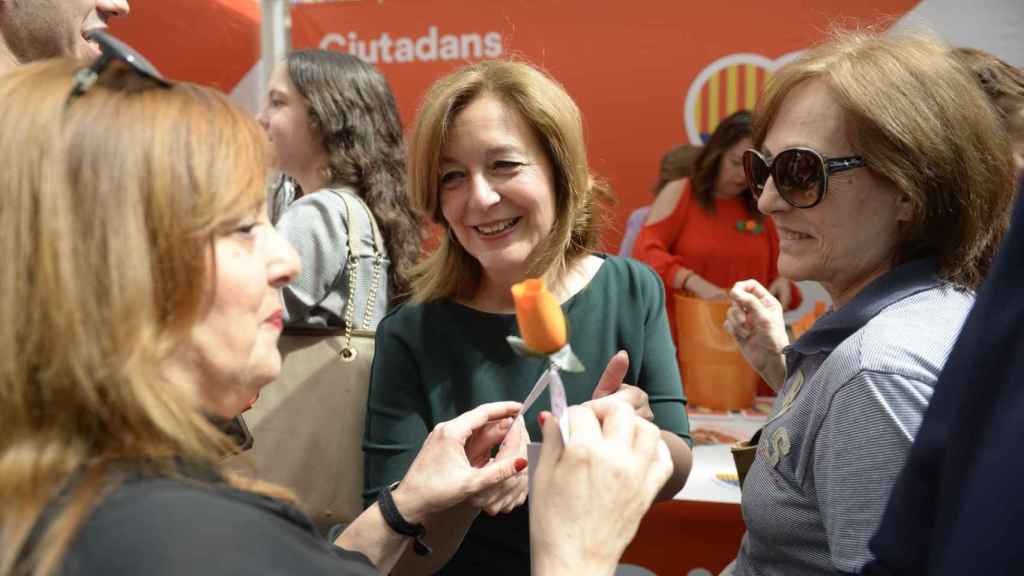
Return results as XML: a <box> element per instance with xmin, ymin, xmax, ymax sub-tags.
<box><xmin>363</xmin><ymin>60</ymin><xmax>694</xmax><ymax>575</ymax></box>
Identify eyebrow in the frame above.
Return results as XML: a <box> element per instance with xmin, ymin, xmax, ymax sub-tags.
<box><xmin>439</xmin><ymin>144</ymin><xmax>526</xmax><ymax>165</ymax></box>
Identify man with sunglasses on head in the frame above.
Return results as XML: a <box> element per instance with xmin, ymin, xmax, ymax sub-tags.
<box><xmin>0</xmin><ymin>0</ymin><xmax>129</xmax><ymax>75</ymax></box>
<box><xmin>719</xmin><ymin>31</ymin><xmax>1016</xmax><ymax>576</ymax></box>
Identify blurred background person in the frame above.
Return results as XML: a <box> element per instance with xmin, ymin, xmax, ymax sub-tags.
<box><xmin>0</xmin><ymin>0</ymin><xmax>129</xmax><ymax>73</ymax></box>
<box><xmin>260</xmin><ymin>49</ymin><xmax>421</xmax><ymax>323</ymax></box>
<box><xmin>951</xmin><ymin>46</ymin><xmax>1024</xmax><ymax>177</ymax></box>
<box><xmin>619</xmin><ymin>143</ymin><xmax>701</xmax><ymax>258</ymax></box>
<box><xmin>723</xmin><ymin>31</ymin><xmax>1015</xmax><ymax>574</ymax></box>
<box><xmin>249</xmin><ymin>49</ymin><xmax>423</xmax><ymax>532</ymax></box>
<box><xmin>865</xmin><ymin>176</ymin><xmax>1024</xmax><ymax>576</ymax></box>
<box><xmin>365</xmin><ymin>59</ymin><xmax>693</xmax><ymax>575</ymax></box>
<box><xmin>633</xmin><ymin>110</ymin><xmax>801</xmax><ymax>351</ymax></box>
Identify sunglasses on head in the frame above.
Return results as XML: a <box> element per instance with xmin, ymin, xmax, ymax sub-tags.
<box><xmin>67</xmin><ymin>29</ymin><xmax>170</xmax><ymax>103</ymax></box>
<box><xmin>742</xmin><ymin>147</ymin><xmax>866</xmax><ymax>209</ymax></box>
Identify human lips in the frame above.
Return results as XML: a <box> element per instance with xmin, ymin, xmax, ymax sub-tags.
<box><xmin>472</xmin><ymin>217</ymin><xmax>521</xmax><ymax>237</ymax></box>
<box><xmin>265</xmin><ymin>309</ymin><xmax>284</xmax><ymax>330</ymax></box>
<box><xmin>777</xmin><ymin>226</ymin><xmax>814</xmax><ymax>242</ymax></box>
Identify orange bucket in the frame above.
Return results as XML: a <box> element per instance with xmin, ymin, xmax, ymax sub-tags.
<box><xmin>674</xmin><ymin>294</ymin><xmax>758</xmax><ymax>411</ymax></box>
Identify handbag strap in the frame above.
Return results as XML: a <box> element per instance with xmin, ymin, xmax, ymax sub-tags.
<box><xmin>327</xmin><ymin>188</ymin><xmax>386</xmax><ymax>362</ymax></box>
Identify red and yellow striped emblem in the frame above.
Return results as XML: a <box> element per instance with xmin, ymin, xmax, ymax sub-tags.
<box><xmin>684</xmin><ymin>52</ymin><xmax>802</xmax><ymax>144</ymax></box>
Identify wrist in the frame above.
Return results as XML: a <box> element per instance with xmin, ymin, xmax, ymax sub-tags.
<box><xmin>676</xmin><ymin>269</ymin><xmax>694</xmax><ymax>291</ymax></box>
<box><xmin>389</xmin><ymin>481</ymin><xmax>427</xmax><ymax>526</ymax></box>
<box><xmin>534</xmin><ymin>551</ymin><xmax>616</xmax><ymax>576</ymax></box>
<box><xmin>378</xmin><ymin>482</ymin><xmax>432</xmax><ymax>557</ymax></box>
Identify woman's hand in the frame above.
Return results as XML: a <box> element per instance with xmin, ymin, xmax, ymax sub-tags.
<box><xmin>530</xmin><ymin>403</ymin><xmax>673</xmax><ymax>575</ymax></box>
<box><xmin>584</xmin><ymin>350</ymin><xmax>653</xmax><ymax>421</ymax></box>
<box><xmin>723</xmin><ymin>280</ymin><xmax>789</xmax><ymax>391</ymax></box>
<box><xmin>768</xmin><ymin>277</ymin><xmax>793</xmax><ymax>309</ymax></box>
<box><xmin>677</xmin><ymin>270</ymin><xmax>728</xmax><ymax>300</ymax></box>
<box><xmin>465</xmin><ymin>416</ymin><xmax>530</xmax><ymax>516</ymax></box>
<box><xmin>391</xmin><ymin>402</ymin><xmax>528</xmax><ymax>524</ymax></box>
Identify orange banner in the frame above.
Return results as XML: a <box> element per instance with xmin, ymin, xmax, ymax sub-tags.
<box><xmin>110</xmin><ymin>0</ymin><xmax>260</xmax><ymax>95</ymax></box>
<box><xmin>292</xmin><ymin>0</ymin><xmax>918</xmax><ymax>251</ymax></box>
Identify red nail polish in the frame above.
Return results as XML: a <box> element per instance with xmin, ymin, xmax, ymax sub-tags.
<box><xmin>538</xmin><ymin>412</ymin><xmax>547</xmax><ymax>427</ymax></box>
<box><xmin>514</xmin><ymin>457</ymin><xmax>527</xmax><ymax>472</ymax></box>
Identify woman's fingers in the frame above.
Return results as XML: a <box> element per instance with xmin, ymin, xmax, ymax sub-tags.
<box><xmin>444</xmin><ymin>401</ymin><xmax>523</xmax><ymax>442</ymax></box>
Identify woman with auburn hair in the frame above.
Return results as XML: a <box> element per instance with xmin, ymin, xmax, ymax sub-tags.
<box><xmin>633</xmin><ymin>111</ymin><xmax>801</xmax><ymax>355</ymax></box>
<box><xmin>0</xmin><ymin>39</ymin><xmax>672</xmax><ymax>576</ymax></box>
<box><xmin>364</xmin><ymin>59</ymin><xmax>693</xmax><ymax>575</ymax></box>
<box><xmin>722</xmin><ymin>30</ymin><xmax>1016</xmax><ymax>574</ymax></box>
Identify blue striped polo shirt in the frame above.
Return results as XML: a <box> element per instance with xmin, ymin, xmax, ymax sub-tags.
<box><xmin>733</xmin><ymin>258</ymin><xmax>974</xmax><ymax>575</ymax></box>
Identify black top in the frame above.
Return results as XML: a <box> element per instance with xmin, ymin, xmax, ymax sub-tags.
<box><xmin>51</xmin><ymin>473</ymin><xmax>377</xmax><ymax>575</ymax></box>
<box><xmin>866</xmin><ymin>177</ymin><xmax>1024</xmax><ymax>575</ymax></box>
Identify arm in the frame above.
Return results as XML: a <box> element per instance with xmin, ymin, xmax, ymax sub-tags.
<box><xmin>639</xmin><ymin>265</ymin><xmax>693</xmax><ymax>498</ymax></box>
<box><xmin>587</xmin><ymin>264</ymin><xmax>693</xmax><ymax>498</ymax></box>
<box><xmin>274</xmin><ymin>193</ymin><xmax>349</xmax><ymax>324</ymax></box>
<box><xmin>356</xmin><ymin>399</ymin><xmax>526</xmax><ymax>575</ymax></box>
<box><xmin>814</xmin><ymin>371</ymin><xmax>932</xmax><ymax>574</ymax></box>
<box><xmin>632</xmin><ymin>179</ymin><xmax>694</xmax><ymax>291</ymax></box>
<box><xmin>361</xmin><ymin>318</ymin><xmax>508</xmax><ymax>575</ymax></box>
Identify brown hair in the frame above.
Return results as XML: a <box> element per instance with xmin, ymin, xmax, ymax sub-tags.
<box><xmin>286</xmin><ymin>50</ymin><xmax>422</xmax><ymax>301</ymax></box>
<box><xmin>690</xmin><ymin>110</ymin><xmax>759</xmax><ymax>218</ymax></box>
<box><xmin>0</xmin><ymin>59</ymin><xmax>279</xmax><ymax>576</ymax></box>
<box><xmin>951</xmin><ymin>47</ymin><xmax>1024</xmax><ymax>121</ymax></box>
<box><xmin>652</xmin><ymin>144</ymin><xmax>701</xmax><ymax>195</ymax></box>
<box><xmin>406</xmin><ymin>59</ymin><xmax>612</xmax><ymax>302</ymax></box>
<box><xmin>753</xmin><ymin>30</ymin><xmax>1016</xmax><ymax>290</ymax></box>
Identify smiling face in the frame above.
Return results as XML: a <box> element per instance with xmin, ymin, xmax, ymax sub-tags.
<box><xmin>256</xmin><ymin>63</ymin><xmax>325</xmax><ymax>179</ymax></box>
<box><xmin>0</xmin><ymin>0</ymin><xmax>129</xmax><ymax>62</ymax></box>
<box><xmin>715</xmin><ymin>137</ymin><xmax>753</xmax><ymax>198</ymax></box>
<box><xmin>439</xmin><ymin>94</ymin><xmax>557</xmax><ymax>289</ymax></box>
<box><xmin>185</xmin><ymin>206</ymin><xmax>300</xmax><ymax>419</ymax></box>
<box><xmin>758</xmin><ymin>79</ymin><xmax>912</xmax><ymax>307</ymax></box>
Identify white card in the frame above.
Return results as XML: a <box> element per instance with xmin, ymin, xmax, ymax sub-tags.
<box><xmin>517</xmin><ymin>368</ymin><xmax>552</xmax><ymax>419</ymax></box>
<box><xmin>548</xmin><ymin>367</ymin><xmax>569</xmax><ymax>443</ymax></box>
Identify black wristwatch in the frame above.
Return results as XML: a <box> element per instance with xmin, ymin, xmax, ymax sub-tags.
<box><xmin>378</xmin><ymin>481</ymin><xmax>432</xmax><ymax>557</ymax></box>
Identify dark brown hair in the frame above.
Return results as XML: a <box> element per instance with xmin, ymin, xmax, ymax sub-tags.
<box><xmin>653</xmin><ymin>144</ymin><xmax>701</xmax><ymax>195</ymax></box>
<box><xmin>287</xmin><ymin>50</ymin><xmax>422</xmax><ymax>301</ymax></box>
<box><xmin>690</xmin><ymin>110</ymin><xmax>758</xmax><ymax>218</ymax></box>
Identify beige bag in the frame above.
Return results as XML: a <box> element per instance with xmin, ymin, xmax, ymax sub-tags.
<box><xmin>240</xmin><ymin>190</ymin><xmax>385</xmax><ymax>533</ymax></box>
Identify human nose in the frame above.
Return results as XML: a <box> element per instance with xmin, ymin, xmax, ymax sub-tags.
<box><xmin>97</xmin><ymin>0</ymin><xmax>130</xmax><ymax>19</ymax></box>
<box><xmin>267</xmin><ymin>228</ymin><xmax>301</xmax><ymax>287</ymax></box>
<box><xmin>756</xmin><ymin>174</ymin><xmax>789</xmax><ymax>215</ymax></box>
<box><xmin>256</xmin><ymin>107</ymin><xmax>269</xmax><ymax>131</ymax></box>
<box><xmin>468</xmin><ymin>173</ymin><xmax>501</xmax><ymax>209</ymax></box>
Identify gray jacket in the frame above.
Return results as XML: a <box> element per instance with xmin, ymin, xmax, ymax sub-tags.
<box><xmin>272</xmin><ymin>178</ymin><xmax>389</xmax><ymax>330</ymax></box>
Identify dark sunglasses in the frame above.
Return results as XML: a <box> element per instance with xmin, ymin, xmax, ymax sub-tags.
<box><xmin>743</xmin><ymin>147</ymin><xmax>866</xmax><ymax>209</ymax></box>
<box><xmin>68</xmin><ymin>29</ymin><xmax>170</xmax><ymax>102</ymax></box>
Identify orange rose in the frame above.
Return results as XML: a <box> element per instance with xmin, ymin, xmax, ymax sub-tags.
<box><xmin>510</xmin><ymin>278</ymin><xmax>567</xmax><ymax>354</ymax></box>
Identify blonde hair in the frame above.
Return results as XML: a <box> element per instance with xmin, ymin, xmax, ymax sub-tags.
<box><xmin>406</xmin><ymin>59</ymin><xmax>612</xmax><ymax>302</ymax></box>
<box><xmin>0</xmin><ymin>59</ymin><xmax>277</xmax><ymax>576</ymax></box>
<box><xmin>753</xmin><ymin>30</ymin><xmax>1016</xmax><ymax>290</ymax></box>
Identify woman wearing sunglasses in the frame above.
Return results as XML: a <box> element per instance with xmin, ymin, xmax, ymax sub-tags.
<box><xmin>0</xmin><ymin>52</ymin><xmax>673</xmax><ymax>575</ymax></box>
<box><xmin>633</xmin><ymin>111</ymin><xmax>801</xmax><ymax>351</ymax></box>
<box><xmin>722</xmin><ymin>31</ymin><xmax>1016</xmax><ymax>575</ymax></box>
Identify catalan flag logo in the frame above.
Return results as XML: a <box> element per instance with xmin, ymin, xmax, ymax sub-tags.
<box><xmin>684</xmin><ymin>52</ymin><xmax>802</xmax><ymax>145</ymax></box>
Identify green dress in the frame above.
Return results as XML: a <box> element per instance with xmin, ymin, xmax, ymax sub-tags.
<box><xmin>363</xmin><ymin>254</ymin><xmax>690</xmax><ymax>574</ymax></box>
